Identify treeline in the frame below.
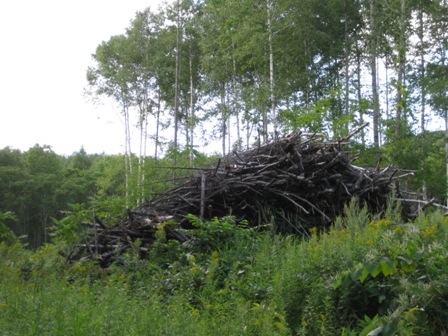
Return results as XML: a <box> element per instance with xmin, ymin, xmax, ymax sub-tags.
<box><xmin>2</xmin><ymin>0</ymin><xmax>447</xmax><ymax>248</ymax></box>
<box><xmin>0</xmin><ymin>145</ymin><xmax>214</xmax><ymax>248</ymax></box>
<box><xmin>87</xmin><ymin>0</ymin><xmax>447</xmax><ymax>172</ymax></box>
<box><xmin>0</xmin><ymin>130</ymin><xmax>445</xmax><ymax>249</ymax></box>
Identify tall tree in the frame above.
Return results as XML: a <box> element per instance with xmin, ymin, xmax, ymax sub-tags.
<box><xmin>87</xmin><ymin>35</ymin><xmax>135</xmax><ymax>199</ymax></box>
<box><xmin>267</xmin><ymin>0</ymin><xmax>276</xmax><ymax>136</ymax></box>
<box><xmin>173</xmin><ymin>0</ymin><xmax>182</xmax><ymax>173</ymax></box>
<box><xmin>426</xmin><ymin>0</ymin><xmax>448</xmax><ymax>203</ymax></box>
<box><xmin>393</xmin><ymin>0</ymin><xmax>410</xmax><ymax>140</ymax></box>
<box><xmin>126</xmin><ymin>9</ymin><xmax>167</xmax><ymax>201</ymax></box>
<box><xmin>370</xmin><ymin>0</ymin><xmax>380</xmax><ymax>146</ymax></box>
<box><xmin>199</xmin><ymin>0</ymin><xmax>240</xmax><ymax>154</ymax></box>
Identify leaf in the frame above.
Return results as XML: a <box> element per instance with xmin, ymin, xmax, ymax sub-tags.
<box><xmin>350</xmin><ymin>267</ymin><xmax>364</xmax><ymax>281</ymax></box>
<box><xmin>365</xmin><ymin>262</ymin><xmax>382</xmax><ymax>278</ymax></box>
<box><xmin>333</xmin><ymin>274</ymin><xmax>343</xmax><ymax>289</ymax></box>
<box><xmin>366</xmin><ymin>326</ymin><xmax>383</xmax><ymax>336</ymax></box>
<box><xmin>274</xmin><ymin>322</ymin><xmax>287</xmax><ymax>332</ymax></box>
<box><xmin>359</xmin><ymin>267</ymin><xmax>370</xmax><ymax>283</ymax></box>
<box><xmin>359</xmin><ymin>315</ymin><xmax>382</xmax><ymax>336</ymax></box>
<box><xmin>396</xmin><ymin>255</ymin><xmax>413</xmax><ymax>265</ymax></box>
<box><xmin>382</xmin><ymin>320</ymin><xmax>399</xmax><ymax>336</ymax></box>
<box><xmin>334</xmin><ymin>271</ymin><xmax>353</xmax><ymax>289</ymax></box>
<box><xmin>379</xmin><ymin>257</ymin><xmax>395</xmax><ymax>276</ymax></box>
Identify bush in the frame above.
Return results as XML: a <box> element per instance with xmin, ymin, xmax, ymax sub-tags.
<box><xmin>2</xmin><ymin>201</ymin><xmax>448</xmax><ymax>335</ymax></box>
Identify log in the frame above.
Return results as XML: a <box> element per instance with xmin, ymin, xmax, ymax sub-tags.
<box><xmin>69</xmin><ymin>128</ymin><xmax>421</xmax><ymax>267</ymax></box>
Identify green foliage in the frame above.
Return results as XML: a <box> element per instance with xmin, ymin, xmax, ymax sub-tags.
<box><xmin>186</xmin><ymin>215</ymin><xmax>255</xmax><ymax>254</ymax></box>
<box><xmin>0</xmin><ymin>231</ymin><xmax>288</xmax><ymax>335</ymax></box>
<box><xmin>384</xmin><ymin>130</ymin><xmax>446</xmax><ymax>201</ymax></box>
<box><xmin>0</xmin><ymin>211</ymin><xmax>17</xmax><ymax>245</ymax></box>
<box><xmin>3</xmin><ymin>202</ymin><xmax>448</xmax><ymax>334</ymax></box>
<box><xmin>279</xmin><ymin>88</ymin><xmax>355</xmax><ymax>139</ymax></box>
<box><xmin>50</xmin><ymin>203</ymin><xmax>91</xmax><ymax>246</ymax></box>
<box><xmin>275</xmin><ymin>201</ymin><xmax>448</xmax><ymax>335</ymax></box>
<box><xmin>352</xmin><ymin>143</ymin><xmax>384</xmax><ymax>167</ymax></box>
<box><xmin>0</xmin><ymin>146</ymin><xmax>129</xmax><ymax>248</ymax></box>
<box><xmin>426</xmin><ymin>63</ymin><xmax>448</xmax><ymax>116</ymax></box>
<box><xmin>92</xmin><ymin>154</ymin><xmax>127</xmax><ymax>197</ymax></box>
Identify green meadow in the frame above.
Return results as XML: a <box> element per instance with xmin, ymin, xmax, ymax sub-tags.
<box><xmin>1</xmin><ymin>202</ymin><xmax>448</xmax><ymax>335</ymax></box>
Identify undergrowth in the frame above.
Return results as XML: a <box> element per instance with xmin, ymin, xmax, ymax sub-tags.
<box><xmin>1</xmin><ymin>200</ymin><xmax>448</xmax><ymax>335</ymax></box>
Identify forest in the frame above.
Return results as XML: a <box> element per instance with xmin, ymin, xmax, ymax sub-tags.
<box><xmin>1</xmin><ymin>0</ymin><xmax>447</xmax><ymax>249</ymax></box>
<box><xmin>1</xmin><ymin>0</ymin><xmax>448</xmax><ymax>334</ymax></box>
<box><xmin>85</xmin><ymin>0</ymin><xmax>447</xmax><ymax>181</ymax></box>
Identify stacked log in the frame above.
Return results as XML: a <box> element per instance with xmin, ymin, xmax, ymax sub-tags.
<box><xmin>146</xmin><ymin>129</ymin><xmax>398</xmax><ymax>232</ymax></box>
<box><xmin>69</xmin><ymin>124</ymin><xmax>404</xmax><ymax>266</ymax></box>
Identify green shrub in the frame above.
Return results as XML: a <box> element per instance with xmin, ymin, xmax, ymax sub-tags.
<box><xmin>2</xmin><ymin>201</ymin><xmax>448</xmax><ymax>335</ymax></box>
<box><xmin>0</xmin><ymin>211</ymin><xmax>17</xmax><ymax>245</ymax></box>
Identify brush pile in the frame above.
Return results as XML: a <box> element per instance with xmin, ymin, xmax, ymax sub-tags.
<box><xmin>69</xmin><ymin>124</ymin><xmax>405</xmax><ymax>266</ymax></box>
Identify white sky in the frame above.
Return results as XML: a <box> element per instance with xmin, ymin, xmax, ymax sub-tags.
<box><xmin>0</xmin><ymin>0</ymin><xmax>168</xmax><ymax>155</ymax></box>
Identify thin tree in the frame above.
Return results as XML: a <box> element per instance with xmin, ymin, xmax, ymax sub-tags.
<box><xmin>173</xmin><ymin>0</ymin><xmax>182</xmax><ymax>176</ymax></box>
<box><xmin>395</xmin><ymin>0</ymin><xmax>408</xmax><ymax>140</ymax></box>
<box><xmin>86</xmin><ymin>36</ymin><xmax>134</xmax><ymax>199</ymax></box>
<box><xmin>267</xmin><ymin>0</ymin><xmax>276</xmax><ymax>136</ymax></box>
<box><xmin>370</xmin><ymin>0</ymin><xmax>380</xmax><ymax>146</ymax></box>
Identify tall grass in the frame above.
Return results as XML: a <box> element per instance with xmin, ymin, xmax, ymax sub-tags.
<box><xmin>1</xmin><ymin>201</ymin><xmax>448</xmax><ymax>335</ymax></box>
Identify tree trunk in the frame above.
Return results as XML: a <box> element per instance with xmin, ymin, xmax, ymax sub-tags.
<box><xmin>418</xmin><ymin>3</ymin><xmax>427</xmax><ymax>199</ymax></box>
<box><xmin>356</xmin><ymin>42</ymin><xmax>365</xmax><ymax>146</ymax></box>
<box><xmin>123</xmin><ymin>104</ymin><xmax>132</xmax><ymax>201</ymax></box>
<box><xmin>245</xmin><ymin>107</ymin><xmax>251</xmax><ymax>150</ymax></box>
<box><xmin>138</xmin><ymin>106</ymin><xmax>144</xmax><ymax>204</ymax></box>
<box><xmin>344</xmin><ymin>12</ymin><xmax>350</xmax><ymax>117</ymax></box>
<box><xmin>418</xmin><ymin>5</ymin><xmax>426</xmax><ymax>132</ymax></box>
<box><xmin>155</xmin><ymin>85</ymin><xmax>161</xmax><ymax>160</ymax></box>
<box><xmin>446</xmin><ymin>110</ymin><xmax>448</xmax><ymax>206</ymax></box>
<box><xmin>173</xmin><ymin>0</ymin><xmax>182</xmax><ymax>177</ymax></box>
<box><xmin>232</xmin><ymin>46</ymin><xmax>241</xmax><ymax>151</ymax></box>
<box><xmin>189</xmin><ymin>49</ymin><xmax>195</xmax><ymax>166</ymax></box>
<box><xmin>221</xmin><ymin>88</ymin><xmax>227</xmax><ymax>156</ymax></box>
<box><xmin>443</xmin><ymin>1</ymin><xmax>448</xmax><ymax>206</ymax></box>
<box><xmin>395</xmin><ymin>0</ymin><xmax>407</xmax><ymax>140</ymax></box>
<box><xmin>370</xmin><ymin>0</ymin><xmax>380</xmax><ymax>146</ymax></box>
<box><xmin>267</xmin><ymin>0</ymin><xmax>276</xmax><ymax>136</ymax></box>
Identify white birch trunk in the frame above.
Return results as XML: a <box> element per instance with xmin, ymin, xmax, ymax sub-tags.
<box><xmin>189</xmin><ymin>51</ymin><xmax>194</xmax><ymax>166</ymax></box>
<box><xmin>267</xmin><ymin>0</ymin><xmax>276</xmax><ymax>136</ymax></box>
<box><xmin>370</xmin><ymin>0</ymin><xmax>380</xmax><ymax>146</ymax></box>
<box><xmin>173</xmin><ymin>0</ymin><xmax>182</xmax><ymax>176</ymax></box>
<box><xmin>395</xmin><ymin>0</ymin><xmax>407</xmax><ymax>140</ymax></box>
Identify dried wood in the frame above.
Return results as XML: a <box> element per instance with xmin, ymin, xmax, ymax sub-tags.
<box><xmin>69</xmin><ymin>125</ymin><xmax>418</xmax><ymax>267</ymax></box>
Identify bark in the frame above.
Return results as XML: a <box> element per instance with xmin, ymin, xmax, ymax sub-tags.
<box><xmin>155</xmin><ymin>85</ymin><xmax>161</xmax><ymax>160</ymax></box>
<box><xmin>344</xmin><ymin>12</ymin><xmax>350</xmax><ymax>117</ymax></box>
<box><xmin>267</xmin><ymin>0</ymin><xmax>276</xmax><ymax>136</ymax></box>
<box><xmin>123</xmin><ymin>104</ymin><xmax>132</xmax><ymax>201</ymax></box>
<box><xmin>395</xmin><ymin>0</ymin><xmax>407</xmax><ymax>140</ymax></box>
<box><xmin>446</xmin><ymin>110</ymin><xmax>448</xmax><ymax>206</ymax></box>
<box><xmin>418</xmin><ymin>5</ymin><xmax>426</xmax><ymax>132</ymax></box>
<box><xmin>418</xmin><ymin>4</ymin><xmax>427</xmax><ymax>199</ymax></box>
<box><xmin>370</xmin><ymin>0</ymin><xmax>380</xmax><ymax>146</ymax></box>
<box><xmin>232</xmin><ymin>45</ymin><xmax>241</xmax><ymax>151</ymax></box>
<box><xmin>69</xmin><ymin>124</ymin><xmax>423</xmax><ymax>267</ymax></box>
<box><xmin>220</xmin><ymin>88</ymin><xmax>227</xmax><ymax>156</ymax></box>
<box><xmin>356</xmin><ymin>42</ymin><xmax>365</xmax><ymax>146</ymax></box>
<box><xmin>173</xmin><ymin>0</ymin><xmax>182</xmax><ymax>176</ymax></box>
<box><xmin>189</xmin><ymin>48</ymin><xmax>195</xmax><ymax>166</ymax></box>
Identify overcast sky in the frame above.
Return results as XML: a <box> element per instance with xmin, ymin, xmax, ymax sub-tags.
<box><xmin>0</xmin><ymin>0</ymin><xmax>168</xmax><ymax>155</ymax></box>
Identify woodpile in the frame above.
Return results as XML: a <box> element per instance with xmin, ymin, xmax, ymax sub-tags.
<box><xmin>68</xmin><ymin>124</ymin><xmax>406</xmax><ymax>266</ymax></box>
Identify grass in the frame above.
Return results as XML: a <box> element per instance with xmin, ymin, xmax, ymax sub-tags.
<box><xmin>1</xmin><ymin>200</ymin><xmax>448</xmax><ymax>335</ymax></box>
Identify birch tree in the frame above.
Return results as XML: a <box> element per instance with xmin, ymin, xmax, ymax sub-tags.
<box><xmin>427</xmin><ymin>0</ymin><xmax>448</xmax><ymax>204</ymax></box>
<box><xmin>86</xmin><ymin>35</ymin><xmax>134</xmax><ymax>199</ymax></box>
<box><xmin>370</xmin><ymin>0</ymin><xmax>380</xmax><ymax>146</ymax></box>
